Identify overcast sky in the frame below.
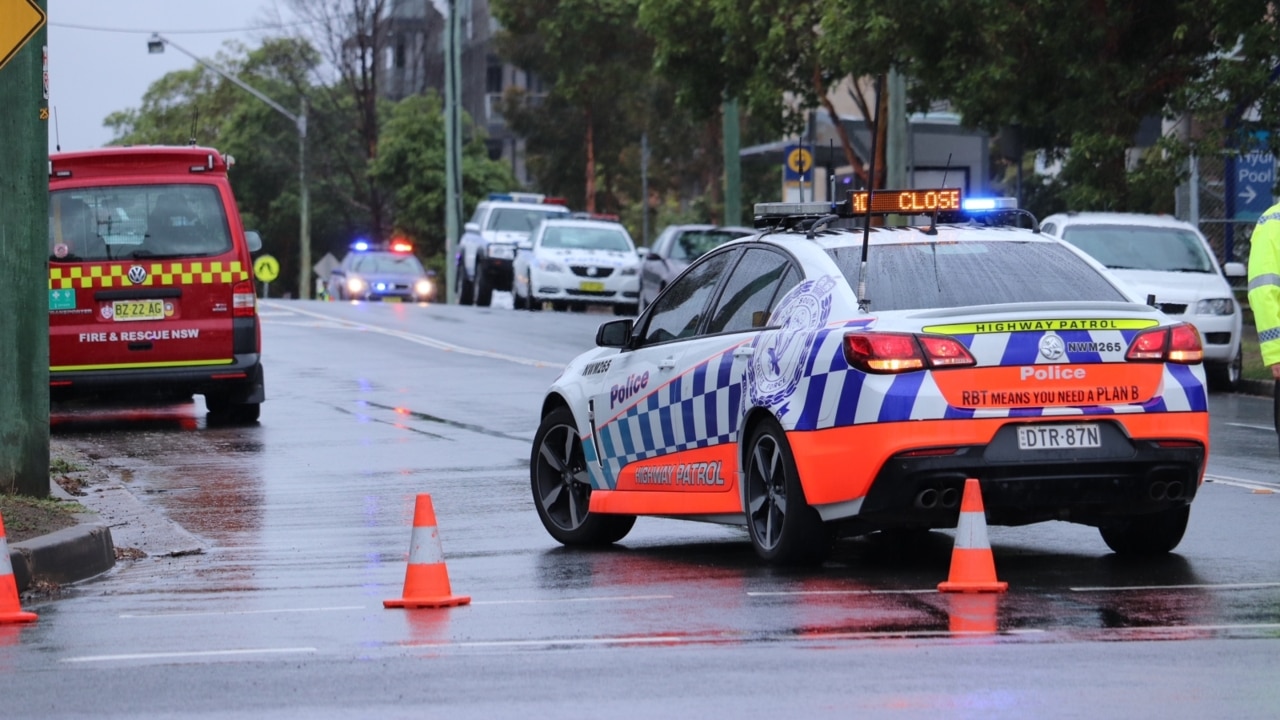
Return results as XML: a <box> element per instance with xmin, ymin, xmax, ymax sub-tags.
<box><xmin>48</xmin><ymin>0</ymin><xmax>291</xmax><ymax>153</ymax></box>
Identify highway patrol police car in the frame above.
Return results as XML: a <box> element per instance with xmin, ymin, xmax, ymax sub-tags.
<box><xmin>530</xmin><ymin>189</ymin><xmax>1209</xmax><ymax>564</ymax></box>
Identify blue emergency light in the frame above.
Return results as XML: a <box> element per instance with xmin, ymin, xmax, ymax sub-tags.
<box><xmin>961</xmin><ymin>197</ymin><xmax>1018</xmax><ymax>212</ymax></box>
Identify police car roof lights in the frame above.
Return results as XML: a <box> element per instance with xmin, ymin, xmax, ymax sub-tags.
<box><xmin>350</xmin><ymin>239</ymin><xmax>372</xmax><ymax>252</ymax></box>
<box><xmin>487</xmin><ymin>192</ymin><xmax>568</xmax><ymax>206</ymax></box>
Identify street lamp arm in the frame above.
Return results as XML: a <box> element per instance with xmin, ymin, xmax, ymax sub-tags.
<box><xmin>149</xmin><ymin>33</ymin><xmax>304</xmax><ymax>136</ymax></box>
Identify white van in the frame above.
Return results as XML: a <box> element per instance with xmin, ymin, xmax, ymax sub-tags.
<box><xmin>1040</xmin><ymin>212</ymin><xmax>1244</xmax><ymax>391</ymax></box>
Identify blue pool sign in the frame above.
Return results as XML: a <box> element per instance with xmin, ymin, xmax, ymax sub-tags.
<box><xmin>1229</xmin><ymin>134</ymin><xmax>1275</xmax><ymax>221</ymax></box>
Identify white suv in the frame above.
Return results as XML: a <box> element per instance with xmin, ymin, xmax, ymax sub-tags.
<box><xmin>1040</xmin><ymin>212</ymin><xmax>1244</xmax><ymax>390</ymax></box>
<box><xmin>455</xmin><ymin>193</ymin><xmax>570</xmax><ymax>306</ymax></box>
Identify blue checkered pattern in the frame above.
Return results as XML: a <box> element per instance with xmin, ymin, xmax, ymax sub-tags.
<box><xmin>596</xmin><ymin>348</ymin><xmax>743</xmax><ymax>487</ymax></box>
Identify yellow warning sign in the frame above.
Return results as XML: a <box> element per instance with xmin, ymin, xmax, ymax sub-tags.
<box><xmin>254</xmin><ymin>254</ymin><xmax>280</xmax><ymax>283</ymax></box>
<box><xmin>0</xmin><ymin>0</ymin><xmax>45</xmax><ymax>72</ymax></box>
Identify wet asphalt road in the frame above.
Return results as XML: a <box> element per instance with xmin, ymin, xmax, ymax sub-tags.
<box><xmin>5</xmin><ymin>296</ymin><xmax>1280</xmax><ymax>719</ymax></box>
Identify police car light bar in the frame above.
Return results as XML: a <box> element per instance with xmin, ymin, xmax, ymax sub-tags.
<box><xmin>488</xmin><ymin>192</ymin><xmax>546</xmax><ymax>203</ymax></box>
<box><xmin>350</xmin><ymin>240</ymin><xmax>371</xmax><ymax>251</ymax></box>
<box><xmin>962</xmin><ymin>197</ymin><xmax>1018</xmax><ymax>212</ymax></box>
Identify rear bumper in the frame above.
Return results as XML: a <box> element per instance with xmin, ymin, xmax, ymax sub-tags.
<box><xmin>50</xmin><ymin>353</ymin><xmax>264</xmax><ymax>403</ymax></box>
<box><xmin>788</xmin><ymin>413</ymin><xmax>1209</xmax><ymax>529</ymax></box>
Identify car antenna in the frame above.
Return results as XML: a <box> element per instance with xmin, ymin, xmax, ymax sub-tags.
<box><xmin>188</xmin><ymin>107</ymin><xmax>199</xmax><ymax>146</ymax></box>
<box><xmin>924</xmin><ymin>153</ymin><xmax>953</xmax><ymax>236</ymax></box>
<box><xmin>854</xmin><ymin>74</ymin><xmax>886</xmax><ymax>313</ymax></box>
<box><xmin>53</xmin><ymin>107</ymin><xmax>61</xmax><ymax>152</ymax></box>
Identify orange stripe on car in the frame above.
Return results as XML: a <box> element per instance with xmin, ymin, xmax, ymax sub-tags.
<box><xmin>787</xmin><ymin>412</ymin><xmax>1209</xmax><ymax>508</ymax></box>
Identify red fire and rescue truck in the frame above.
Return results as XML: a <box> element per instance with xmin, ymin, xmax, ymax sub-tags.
<box><xmin>48</xmin><ymin>145</ymin><xmax>265</xmax><ymax>423</ymax></box>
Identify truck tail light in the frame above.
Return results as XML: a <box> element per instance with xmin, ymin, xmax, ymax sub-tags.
<box><xmin>1125</xmin><ymin>323</ymin><xmax>1203</xmax><ymax>364</ymax></box>
<box><xmin>843</xmin><ymin>332</ymin><xmax>975</xmax><ymax>374</ymax></box>
<box><xmin>233</xmin><ymin>280</ymin><xmax>257</xmax><ymax>317</ymax></box>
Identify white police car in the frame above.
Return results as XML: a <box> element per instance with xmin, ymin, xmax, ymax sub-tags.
<box><xmin>512</xmin><ymin>217</ymin><xmax>641</xmax><ymax>314</ymax></box>
<box><xmin>530</xmin><ymin>190</ymin><xmax>1210</xmax><ymax>565</ymax></box>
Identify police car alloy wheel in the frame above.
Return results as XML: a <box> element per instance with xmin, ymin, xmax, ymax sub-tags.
<box><xmin>531</xmin><ymin>407</ymin><xmax>636</xmax><ymax>545</ymax></box>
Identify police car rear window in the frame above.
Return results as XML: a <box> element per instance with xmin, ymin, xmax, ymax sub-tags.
<box><xmin>49</xmin><ymin>185</ymin><xmax>233</xmax><ymax>262</ymax></box>
<box><xmin>827</xmin><ymin>241</ymin><xmax>1128</xmax><ymax>311</ymax></box>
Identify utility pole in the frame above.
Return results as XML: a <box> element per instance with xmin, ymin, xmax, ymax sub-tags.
<box><xmin>722</xmin><ymin>98</ymin><xmax>741</xmax><ymax>225</ymax></box>
<box><xmin>443</xmin><ymin>0</ymin><xmax>462</xmax><ymax>304</ymax></box>
<box><xmin>0</xmin><ymin>0</ymin><xmax>50</xmax><ymax>496</ymax></box>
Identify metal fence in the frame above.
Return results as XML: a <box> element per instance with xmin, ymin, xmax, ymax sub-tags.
<box><xmin>1177</xmin><ymin>154</ymin><xmax>1260</xmax><ymax>283</ymax></box>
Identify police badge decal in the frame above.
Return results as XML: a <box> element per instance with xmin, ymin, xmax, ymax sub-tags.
<box><xmin>746</xmin><ymin>275</ymin><xmax>836</xmax><ymax>414</ymax></box>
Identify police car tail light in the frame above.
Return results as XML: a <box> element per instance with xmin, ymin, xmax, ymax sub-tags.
<box><xmin>232</xmin><ymin>280</ymin><xmax>256</xmax><ymax>317</ymax></box>
<box><xmin>844</xmin><ymin>332</ymin><xmax>975</xmax><ymax>374</ymax></box>
<box><xmin>1125</xmin><ymin>323</ymin><xmax>1203</xmax><ymax>364</ymax></box>
<box><xmin>918</xmin><ymin>335</ymin><xmax>976</xmax><ymax>367</ymax></box>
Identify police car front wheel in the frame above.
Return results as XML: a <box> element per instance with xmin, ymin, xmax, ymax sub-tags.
<box><xmin>531</xmin><ymin>407</ymin><xmax>635</xmax><ymax>545</ymax></box>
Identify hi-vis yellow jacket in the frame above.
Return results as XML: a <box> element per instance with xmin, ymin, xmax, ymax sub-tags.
<box><xmin>1248</xmin><ymin>201</ymin><xmax>1280</xmax><ymax>367</ymax></box>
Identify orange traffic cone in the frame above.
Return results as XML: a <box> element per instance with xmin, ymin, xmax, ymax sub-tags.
<box><xmin>0</xmin><ymin>512</ymin><xmax>38</xmax><ymax>624</ymax></box>
<box><xmin>384</xmin><ymin>494</ymin><xmax>470</xmax><ymax>609</ymax></box>
<box><xmin>937</xmin><ymin>478</ymin><xmax>1008</xmax><ymax>593</ymax></box>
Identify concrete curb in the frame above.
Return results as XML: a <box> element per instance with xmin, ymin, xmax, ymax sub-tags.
<box><xmin>1237</xmin><ymin>378</ymin><xmax>1276</xmax><ymax>398</ymax></box>
<box><xmin>9</xmin><ymin>517</ymin><xmax>115</xmax><ymax>593</ymax></box>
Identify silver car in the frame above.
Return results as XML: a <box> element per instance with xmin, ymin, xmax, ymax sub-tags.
<box><xmin>639</xmin><ymin>224</ymin><xmax>754</xmax><ymax>310</ymax></box>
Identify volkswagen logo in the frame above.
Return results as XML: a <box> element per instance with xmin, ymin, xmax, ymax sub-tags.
<box><xmin>127</xmin><ymin>265</ymin><xmax>148</xmax><ymax>285</ymax></box>
<box><xmin>1038</xmin><ymin>333</ymin><xmax>1065</xmax><ymax>361</ymax></box>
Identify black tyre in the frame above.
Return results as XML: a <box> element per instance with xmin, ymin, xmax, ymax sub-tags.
<box><xmin>205</xmin><ymin>394</ymin><xmax>261</xmax><ymax>425</ymax></box>
<box><xmin>474</xmin><ymin>259</ymin><xmax>494</xmax><ymax>307</ymax></box>
<box><xmin>743</xmin><ymin>418</ymin><xmax>831</xmax><ymax>564</ymax></box>
<box><xmin>1098</xmin><ymin>505</ymin><xmax>1191</xmax><ymax>556</ymax></box>
<box><xmin>551</xmin><ymin>301</ymin><xmax>568</xmax><ymax>312</ymax></box>
<box><xmin>531</xmin><ymin>406</ymin><xmax>635</xmax><ymax>545</ymax></box>
<box><xmin>513</xmin><ymin>283</ymin><xmax>527</xmax><ymax>309</ymax></box>
<box><xmin>456</xmin><ymin>259</ymin><xmax>474</xmax><ymax>306</ymax></box>
<box><xmin>527</xmin><ymin>276</ymin><xmax>543</xmax><ymax>312</ymax></box>
<box><xmin>1206</xmin><ymin>347</ymin><xmax>1242</xmax><ymax>393</ymax></box>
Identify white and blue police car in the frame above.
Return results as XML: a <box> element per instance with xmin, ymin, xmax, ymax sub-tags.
<box><xmin>530</xmin><ymin>189</ymin><xmax>1211</xmax><ymax>565</ymax></box>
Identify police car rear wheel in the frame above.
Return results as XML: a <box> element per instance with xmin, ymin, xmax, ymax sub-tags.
<box><xmin>1098</xmin><ymin>505</ymin><xmax>1190</xmax><ymax>556</ymax></box>
<box><xmin>744</xmin><ymin>420</ymin><xmax>831</xmax><ymax>565</ymax></box>
<box><xmin>474</xmin><ymin>261</ymin><xmax>494</xmax><ymax>307</ymax></box>
<box><xmin>531</xmin><ymin>407</ymin><xmax>635</xmax><ymax>545</ymax></box>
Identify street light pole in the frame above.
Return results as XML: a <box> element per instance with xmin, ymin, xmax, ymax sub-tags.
<box><xmin>148</xmin><ymin>33</ymin><xmax>312</xmax><ymax>299</ymax></box>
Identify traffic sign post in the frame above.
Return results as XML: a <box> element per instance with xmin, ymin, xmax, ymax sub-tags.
<box><xmin>783</xmin><ymin>144</ymin><xmax>815</xmax><ymax>202</ymax></box>
<box><xmin>0</xmin><ymin>0</ymin><xmax>48</xmax><ymax>496</ymax></box>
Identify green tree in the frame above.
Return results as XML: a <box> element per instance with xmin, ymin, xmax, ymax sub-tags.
<box><xmin>369</xmin><ymin>92</ymin><xmax>517</xmax><ymax>268</ymax></box>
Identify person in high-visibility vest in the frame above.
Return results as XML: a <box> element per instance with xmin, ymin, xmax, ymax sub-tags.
<box><xmin>1247</xmin><ymin>201</ymin><xmax>1280</xmax><ymax>454</ymax></box>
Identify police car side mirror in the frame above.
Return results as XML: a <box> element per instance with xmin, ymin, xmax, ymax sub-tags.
<box><xmin>244</xmin><ymin>230</ymin><xmax>263</xmax><ymax>253</ymax></box>
<box><xmin>1223</xmin><ymin>261</ymin><xmax>1246</xmax><ymax>279</ymax></box>
<box><xmin>464</xmin><ymin>222</ymin><xmax>480</xmax><ymax>233</ymax></box>
<box><xmin>596</xmin><ymin>319</ymin><xmax>633</xmax><ymax>348</ymax></box>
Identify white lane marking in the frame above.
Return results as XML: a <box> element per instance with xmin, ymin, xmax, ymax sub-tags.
<box><xmin>1071</xmin><ymin>581</ymin><xmax>1280</xmax><ymax>592</ymax></box>
<box><xmin>412</xmin><ymin>636</ymin><xmax>683</xmax><ymax>649</ymax></box>
<box><xmin>264</xmin><ymin>301</ymin><xmax>562</xmax><ymax>368</ymax></box>
<box><xmin>1205</xmin><ymin>474</ymin><xmax>1280</xmax><ymax>492</ymax></box>
<box><xmin>1225</xmin><ymin>422</ymin><xmax>1276</xmax><ymax>432</ymax></box>
<box><xmin>119</xmin><ymin>605</ymin><xmax>365</xmax><ymax>619</ymax></box>
<box><xmin>1105</xmin><ymin>623</ymin><xmax>1280</xmax><ymax>633</ymax></box>
<box><xmin>473</xmin><ymin>594</ymin><xmax>674</xmax><ymax>606</ymax></box>
<box><xmin>62</xmin><ymin>647</ymin><xmax>317</xmax><ymax>664</ymax></box>
<box><xmin>747</xmin><ymin>588</ymin><xmax>937</xmax><ymax>597</ymax></box>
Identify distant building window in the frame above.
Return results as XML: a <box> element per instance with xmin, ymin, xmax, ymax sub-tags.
<box><xmin>396</xmin><ymin>42</ymin><xmax>406</xmax><ymax>69</ymax></box>
<box><xmin>486</xmin><ymin>58</ymin><xmax>503</xmax><ymax>94</ymax></box>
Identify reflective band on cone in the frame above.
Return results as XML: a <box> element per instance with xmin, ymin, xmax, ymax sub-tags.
<box><xmin>937</xmin><ymin>478</ymin><xmax>1008</xmax><ymax>594</ymax></box>
<box><xmin>384</xmin><ymin>494</ymin><xmax>470</xmax><ymax>609</ymax></box>
<box><xmin>0</xmin><ymin>513</ymin><xmax>38</xmax><ymax>624</ymax></box>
